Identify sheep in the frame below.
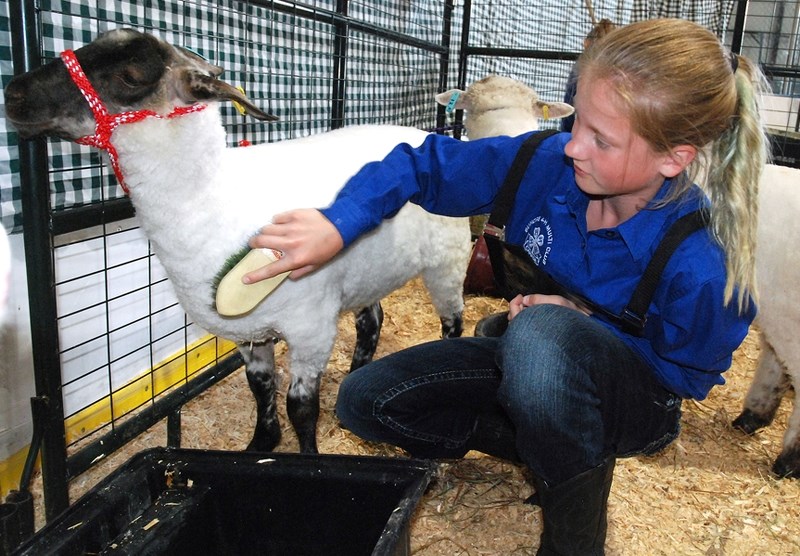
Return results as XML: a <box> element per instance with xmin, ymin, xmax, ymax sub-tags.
<box><xmin>437</xmin><ymin>75</ymin><xmax>573</xmax><ymax>296</ymax></box>
<box><xmin>732</xmin><ymin>163</ymin><xmax>800</xmax><ymax>478</ymax></box>
<box><xmin>5</xmin><ymin>28</ymin><xmax>471</xmax><ymax>454</ymax></box>
<box><xmin>435</xmin><ymin>74</ymin><xmax>574</xmax><ymax>140</ymax></box>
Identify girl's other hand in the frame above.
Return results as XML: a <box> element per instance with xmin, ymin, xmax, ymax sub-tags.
<box><xmin>508</xmin><ymin>293</ymin><xmax>593</xmax><ymax>320</ymax></box>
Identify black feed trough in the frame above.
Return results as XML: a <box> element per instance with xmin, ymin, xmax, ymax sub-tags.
<box><xmin>14</xmin><ymin>447</ymin><xmax>437</xmax><ymax>556</ymax></box>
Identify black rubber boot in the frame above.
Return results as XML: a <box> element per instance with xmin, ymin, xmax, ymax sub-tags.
<box><xmin>465</xmin><ymin>411</ymin><xmax>522</xmax><ymax>463</ymax></box>
<box><xmin>474</xmin><ymin>311</ymin><xmax>510</xmax><ymax>337</ymax></box>
<box><xmin>534</xmin><ymin>459</ymin><xmax>615</xmax><ymax>556</ymax></box>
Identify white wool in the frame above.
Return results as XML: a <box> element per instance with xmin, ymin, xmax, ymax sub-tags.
<box><xmin>736</xmin><ymin>163</ymin><xmax>800</xmax><ymax>474</ymax></box>
<box><xmin>111</xmin><ymin>105</ymin><xmax>470</xmax><ymax>354</ymax></box>
<box><xmin>755</xmin><ymin>165</ymin><xmax>800</xmax><ymax>368</ymax></box>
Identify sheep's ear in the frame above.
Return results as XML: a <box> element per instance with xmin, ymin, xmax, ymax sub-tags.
<box><xmin>533</xmin><ymin>101</ymin><xmax>574</xmax><ymax>120</ymax></box>
<box><xmin>175</xmin><ymin>70</ymin><xmax>279</xmax><ymax>122</ymax></box>
<box><xmin>435</xmin><ymin>89</ymin><xmax>468</xmax><ymax>110</ymax></box>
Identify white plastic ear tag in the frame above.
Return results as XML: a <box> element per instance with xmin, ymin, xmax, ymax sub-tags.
<box><xmin>216</xmin><ymin>248</ymin><xmax>290</xmax><ymax>316</ymax></box>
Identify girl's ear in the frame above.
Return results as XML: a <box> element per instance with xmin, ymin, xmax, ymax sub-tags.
<box><xmin>659</xmin><ymin>145</ymin><xmax>697</xmax><ymax>178</ymax></box>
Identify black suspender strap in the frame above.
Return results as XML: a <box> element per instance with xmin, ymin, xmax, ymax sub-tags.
<box><xmin>619</xmin><ymin>208</ymin><xmax>709</xmax><ymax>331</ymax></box>
<box><xmin>484</xmin><ymin>129</ymin><xmax>559</xmax><ymax>240</ymax></box>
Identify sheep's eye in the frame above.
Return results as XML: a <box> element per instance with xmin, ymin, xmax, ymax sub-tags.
<box><xmin>118</xmin><ymin>70</ymin><xmax>145</xmax><ymax>87</ymax></box>
<box><xmin>117</xmin><ymin>64</ymin><xmax>161</xmax><ymax>88</ymax></box>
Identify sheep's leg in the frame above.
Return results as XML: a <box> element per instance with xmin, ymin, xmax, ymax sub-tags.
<box><xmin>350</xmin><ymin>302</ymin><xmax>384</xmax><ymax>372</ymax></box>
<box><xmin>773</xmin><ymin>395</ymin><xmax>800</xmax><ymax>478</ymax></box>
<box><xmin>732</xmin><ymin>339</ymin><xmax>791</xmax><ymax>435</ymax></box>
<box><xmin>239</xmin><ymin>341</ymin><xmax>282</xmax><ymax>452</ymax></box>
<box><xmin>420</xmin><ymin>272</ymin><xmax>464</xmax><ymax>339</ymax></box>
<box><xmin>287</xmin><ymin>373</ymin><xmax>323</xmax><ymax>453</ymax></box>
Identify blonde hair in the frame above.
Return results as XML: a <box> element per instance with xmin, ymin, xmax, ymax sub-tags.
<box><xmin>578</xmin><ymin>18</ymin><xmax>770</xmax><ymax>312</ymax></box>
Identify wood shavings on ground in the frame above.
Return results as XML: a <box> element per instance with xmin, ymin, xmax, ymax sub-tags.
<box><xmin>30</xmin><ymin>278</ymin><xmax>800</xmax><ymax>555</ymax></box>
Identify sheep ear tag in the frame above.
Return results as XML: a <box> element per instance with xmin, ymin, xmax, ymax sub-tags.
<box><xmin>216</xmin><ymin>249</ymin><xmax>290</xmax><ymax>317</ymax></box>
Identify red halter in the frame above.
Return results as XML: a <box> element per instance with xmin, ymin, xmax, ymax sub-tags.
<box><xmin>60</xmin><ymin>49</ymin><xmax>207</xmax><ymax>194</ymax></box>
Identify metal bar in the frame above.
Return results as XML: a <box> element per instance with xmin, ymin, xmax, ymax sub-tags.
<box><xmin>330</xmin><ymin>0</ymin><xmax>349</xmax><ymax>129</ymax></box>
<box><xmin>249</xmin><ymin>0</ymin><xmax>447</xmax><ymax>54</ymax></box>
<box><xmin>761</xmin><ymin>65</ymin><xmax>800</xmax><ymax>80</ymax></box>
<box><xmin>166</xmin><ymin>409</ymin><xmax>182</xmax><ymax>448</ymax></box>
<box><xmin>9</xmin><ymin>0</ymin><xmax>72</xmax><ymax>520</ymax></box>
<box><xmin>462</xmin><ymin>46</ymin><xmax>578</xmax><ymax>61</ymax></box>
<box><xmin>51</xmin><ymin>198</ymin><xmax>135</xmax><ymax>236</ymax></box>
<box><xmin>435</xmin><ymin>0</ymin><xmax>455</xmax><ymax>134</ymax></box>
<box><xmin>66</xmin><ymin>353</ymin><xmax>243</xmax><ymax>479</ymax></box>
<box><xmin>730</xmin><ymin>0</ymin><xmax>748</xmax><ymax>54</ymax></box>
<box><xmin>453</xmin><ymin>0</ymin><xmax>473</xmax><ymax>140</ymax></box>
<box><xmin>457</xmin><ymin>0</ymin><xmax>472</xmax><ymax>90</ymax></box>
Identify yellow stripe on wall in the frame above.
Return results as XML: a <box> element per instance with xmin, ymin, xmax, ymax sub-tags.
<box><xmin>0</xmin><ymin>335</ymin><xmax>239</xmax><ymax>499</ymax></box>
<box><xmin>0</xmin><ymin>445</ymin><xmax>35</xmax><ymax>499</ymax></box>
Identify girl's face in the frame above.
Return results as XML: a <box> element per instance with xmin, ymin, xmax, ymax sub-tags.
<box><xmin>565</xmin><ymin>77</ymin><xmax>673</xmax><ymax>202</ymax></box>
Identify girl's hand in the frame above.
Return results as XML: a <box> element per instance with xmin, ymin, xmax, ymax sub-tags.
<box><xmin>508</xmin><ymin>293</ymin><xmax>593</xmax><ymax>320</ymax></box>
<box><xmin>243</xmin><ymin>209</ymin><xmax>344</xmax><ymax>282</ymax></box>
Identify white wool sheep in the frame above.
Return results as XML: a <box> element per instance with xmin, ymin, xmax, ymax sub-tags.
<box><xmin>435</xmin><ymin>74</ymin><xmax>574</xmax><ymax>140</ymax></box>
<box><xmin>5</xmin><ymin>28</ymin><xmax>471</xmax><ymax>454</ymax></box>
<box><xmin>732</xmin><ymin>163</ymin><xmax>800</xmax><ymax>478</ymax></box>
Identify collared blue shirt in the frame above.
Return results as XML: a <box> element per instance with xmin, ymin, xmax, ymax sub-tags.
<box><xmin>322</xmin><ymin>131</ymin><xmax>755</xmax><ymax>400</ymax></box>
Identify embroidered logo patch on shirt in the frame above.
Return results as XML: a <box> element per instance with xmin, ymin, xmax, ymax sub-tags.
<box><xmin>524</xmin><ymin>216</ymin><xmax>554</xmax><ymax>265</ymax></box>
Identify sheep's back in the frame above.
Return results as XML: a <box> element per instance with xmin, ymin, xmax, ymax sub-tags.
<box><xmin>755</xmin><ymin>164</ymin><xmax>800</xmax><ymax>368</ymax></box>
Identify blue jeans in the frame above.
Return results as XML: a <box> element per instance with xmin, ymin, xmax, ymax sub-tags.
<box><xmin>336</xmin><ymin>304</ymin><xmax>682</xmax><ymax>485</ymax></box>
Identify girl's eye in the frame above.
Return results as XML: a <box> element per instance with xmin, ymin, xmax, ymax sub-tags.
<box><xmin>594</xmin><ymin>135</ymin><xmax>610</xmax><ymax>150</ymax></box>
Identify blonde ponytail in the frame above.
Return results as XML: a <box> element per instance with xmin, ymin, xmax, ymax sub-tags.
<box><xmin>705</xmin><ymin>55</ymin><xmax>771</xmax><ymax>309</ymax></box>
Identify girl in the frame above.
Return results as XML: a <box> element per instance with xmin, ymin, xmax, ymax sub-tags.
<box><xmin>244</xmin><ymin>19</ymin><xmax>769</xmax><ymax>555</ymax></box>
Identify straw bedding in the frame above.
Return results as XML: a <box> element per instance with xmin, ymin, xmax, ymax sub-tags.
<box><xmin>32</xmin><ymin>278</ymin><xmax>800</xmax><ymax>554</ymax></box>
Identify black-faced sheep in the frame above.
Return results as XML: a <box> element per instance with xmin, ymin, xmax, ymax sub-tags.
<box><xmin>5</xmin><ymin>28</ymin><xmax>471</xmax><ymax>454</ymax></box>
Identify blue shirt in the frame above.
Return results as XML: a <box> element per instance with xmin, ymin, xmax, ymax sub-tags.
<box><xmin>322</xmin><ymin>131</ymin><xmax>755</xmax><ymax>400</ymax></box>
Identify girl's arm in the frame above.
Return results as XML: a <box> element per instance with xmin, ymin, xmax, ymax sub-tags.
<box><xmin>246</xmin><ymin>131</ymin><xmax>532</xmax><ymax>281</ymax></box>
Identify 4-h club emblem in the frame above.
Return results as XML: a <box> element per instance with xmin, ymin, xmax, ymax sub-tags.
<box><xmin>523</xmin><ymin>216</ymin><xmax>553</xmax><ymax>265</ymax></box>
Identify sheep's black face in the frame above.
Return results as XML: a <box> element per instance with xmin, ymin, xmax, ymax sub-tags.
<box><xmin>6</xmin><ymin>27</ymin><xmax>276</xmax><ymax>142</ymax></box>
<box><xmin>5</xmin><ymin>29</ymin><xmax>170</xmax><ymax>140</ymax></box>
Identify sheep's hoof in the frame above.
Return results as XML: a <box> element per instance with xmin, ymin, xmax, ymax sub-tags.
<box><xmin>773</xmin><ymin>447</ymin><xmax>800</xmax><ymax>479</ymax></box>
<box><xmin>731</xmin><ymin>409</ymin><xmax>771</xmax><ymax>435</ymax></box>
<box><xmin>246</xmin><ymin>424</ymin><xmax>281</xmax><ymax>453</ymax></box>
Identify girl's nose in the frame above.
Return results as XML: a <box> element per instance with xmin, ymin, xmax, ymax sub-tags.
<box><xmin>564</xmin><ymin>134</ymin><xmax>579</xmax><ymax>159</ymax></box>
